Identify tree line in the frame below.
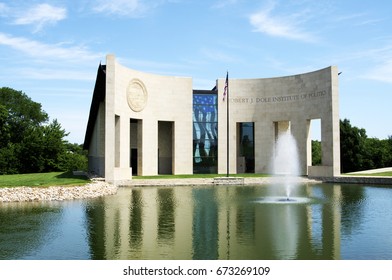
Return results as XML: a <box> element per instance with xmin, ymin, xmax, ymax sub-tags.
<box><xmin>312</xmin><ymin>119</ymin><xmax>392</xmax><ymax>173</ymax></box>
<box><xmin>0</xmin><ymin>87</ymin><xmax>87</xmax><ymax>174</ymax></box>
<box><xmin>1</xmin><ymin>87</ymin><xmax>391</xmax><ymax>175</ymax></box>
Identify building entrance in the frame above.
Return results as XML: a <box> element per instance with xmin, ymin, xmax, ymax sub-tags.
<box><xmin>130</xmin><ymin>118</ymin><xmax>141</xmax><ymax>175</ymax></box>
<box><xmin>158</xmin><ymin>121</ymin><xmax>173</xmax><ymax>174</ymax></box>
<box><xmin>237</xmin><ymin>122</ymin><xmax>255</xmax><ymax>173</ymax></box>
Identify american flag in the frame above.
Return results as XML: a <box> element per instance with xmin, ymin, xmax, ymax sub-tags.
<box><xmin>223</xmin><ymin>72</ymin><xmax>228</xmax><ymax>101</ymax></box>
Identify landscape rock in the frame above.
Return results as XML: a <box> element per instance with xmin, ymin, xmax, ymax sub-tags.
<box><xmin>0</xmin><ymin>180</ymin><xmax>117</xmax><ymax>203</ymax></box>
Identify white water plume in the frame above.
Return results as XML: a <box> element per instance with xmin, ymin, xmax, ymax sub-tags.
<box><xmin>272</xmin><ymin>131</ymin><xmax>300</xmax><ymax>198</ymax></box>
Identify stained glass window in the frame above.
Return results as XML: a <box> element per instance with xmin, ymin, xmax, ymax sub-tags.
<box><xmin>193</xmin><ymin>92</ymin><xmax>218</xmax><ymax>174</ymax></box>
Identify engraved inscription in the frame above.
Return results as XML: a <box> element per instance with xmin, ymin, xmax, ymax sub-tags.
<box><xmin>230</xmin><ymin>90</ymin><xmax>327</xmax><ymax>104</ymax></box>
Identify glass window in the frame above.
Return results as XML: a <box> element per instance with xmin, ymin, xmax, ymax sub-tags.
<box><xmin>239</xmin><ymin>122</ymin><xmax>255</xmax><ymax>173</ymax></box>
<box><xmin>193</xmin><ymin>92</ymin><xmax>218</xmax><ymax>174</ymax></box>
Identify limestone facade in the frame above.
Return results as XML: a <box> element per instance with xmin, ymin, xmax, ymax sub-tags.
<box><xmin>216</xmin><ymin>66</ymin><xmax>340</xmax><ymax>177</ymax></box>
<box><xmin>84</xmin><ymin>54</ymin><xmax>340</xmax><ymax>182</ymax></box>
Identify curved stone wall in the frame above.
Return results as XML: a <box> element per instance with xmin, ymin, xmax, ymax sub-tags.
<box><xmin>216</xmin><ymin>67</ymin><xmax>340</xmax><ymax>176</ymax></box>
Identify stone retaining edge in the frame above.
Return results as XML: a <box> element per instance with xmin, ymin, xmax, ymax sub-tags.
<box><xmin>2</xmin><ymin>176</ymin><xmax>391</xmax><ymax>203</ymax></box>
<box><xmin>315</xmin><ymin>176</ymin><xmax>392</xmax><ymax>185</ymax></box>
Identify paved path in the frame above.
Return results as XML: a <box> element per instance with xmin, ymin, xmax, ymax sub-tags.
<box><xmin>120</xmin><ymin>176</ymin><xmax>321</xmax><ymax>187</ymax></box>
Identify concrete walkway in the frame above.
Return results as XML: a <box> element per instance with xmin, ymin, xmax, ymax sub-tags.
<box><xmin>120</xmin><ymin>176</ymin><xmax>322</xmax><ymax>187</ymax></box>
<box><xmin>122</xmin><ymin>168</ymin><xmax>392</xmax><ymax>187</ymax></box>
<box><xmin>116</xmin><ymin>167</ymin><xmax>392</xmax><ymax>187</ymax></box>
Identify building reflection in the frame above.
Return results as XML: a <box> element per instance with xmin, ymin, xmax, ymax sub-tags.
<box><xmin>85</xmin><ymin>184</ymin><xmax>348</xmax><ymax>260</ymax></box>
<box><xmin>192</xmin><ymin>188</ymin><xmax>218</xmax><ymax>259</ymax></box>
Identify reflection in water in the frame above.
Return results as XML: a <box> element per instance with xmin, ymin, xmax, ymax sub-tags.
<box><xmin>235</xmin><ymin>187</ymin><xmax>255</xmax><ymax>244</ymax></box>
<box><xmin>340</xmin><ymin>185</ymin><xmax>365</xmax><ymax>236</ymax></box>
<box><xmin>129</xmin><ymin>189</ymin><xmax>142</xmax><ymax>249</ymax></box>
<box><xmin>1</xmin><ymin>184</ymin><xmax>392</xmax><ymax>259</ymax></box>
<box><xmin>85</xmin><ymin>197</ymin><xmax>106</xmax><ymax>259</ymax></box>
<box><xmin>84</xmin><ymin>184</ymin><xmax>346</xmax><ymax>260</ymax></box>
<box><xmin>271</xmin><ymin>205</ymin><xmax>300</xmax><ymax>259</ymax></box>
<box><xmin>157</xmin><ymin>189</ymin><xmax>175</xmax><ymax>241</ymax></box>
<box><xmin>192</xmin><ymin>188</ymin><xmax>218</xmax><ymax>259</ymax></box>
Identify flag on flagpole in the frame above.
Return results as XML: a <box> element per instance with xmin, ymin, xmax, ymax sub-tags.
<box><xmin>223</xmin><ymin>71</ymin><xmax>228</xmax><ymax>101</ymax></box>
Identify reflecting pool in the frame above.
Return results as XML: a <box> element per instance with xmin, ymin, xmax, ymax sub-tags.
<box><xmin>1</xmin><ymin>183</ymin><xmax>392</xmax><ymax>260</ymax></box>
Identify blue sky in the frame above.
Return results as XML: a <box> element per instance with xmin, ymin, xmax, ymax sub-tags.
<box><xmin>1</xmin><ymin>0</ymin><xmax>391</xmax><ymax>144</ymax></box>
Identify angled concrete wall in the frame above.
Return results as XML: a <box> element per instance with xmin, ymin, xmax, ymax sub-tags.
<box><xmin>87</xmin><ymin>102</ymin><xmax>105</xmax><ymax>176</ymax></box>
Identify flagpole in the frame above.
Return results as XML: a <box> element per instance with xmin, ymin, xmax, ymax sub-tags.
<box><xmin>226</xmin><ymin>72</ymin><xmax>229</xmax><ymax>177</ymax></box>
<box><xmin>222</xmin><ymin>72</ymin><xmax>229</xmax><ymax>177</ymax></box>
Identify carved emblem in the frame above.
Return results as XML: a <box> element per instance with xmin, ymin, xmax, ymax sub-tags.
<box><xmin>126</xmin><ymin>79</ymin><xmax>148</xmax><ymax>112</ymax></box>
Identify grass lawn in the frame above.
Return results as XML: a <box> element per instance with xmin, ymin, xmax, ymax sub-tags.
<box><xmin>133</xmin><ymin>173</ymin><xmax>270</xmax><ymax>179</ymax></box>
<box><xmin>372</xmin><ymin>172</ymin><xmax>392</xmax><ymax>176</ymax></box>
<box><xmin>0</xmin><ymin>171</ymin><xmax>90</xmax><ymax>188</ymax></box>
<box><xmin>347</xmin><ymin>171</ymin><xmax>392</xmax><ymax>177</ymax></box>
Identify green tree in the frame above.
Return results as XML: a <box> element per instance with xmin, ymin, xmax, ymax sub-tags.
<box><xmin>340</xmin><ymin>119</ymin><xmax>392</xmax><ymax>173</ymax></box>
<box><xmin>388</xmin><ymin>136</ymin><xmax>392</xmax><ymax>167</ymax></box>
<box><xmin>58</xmin><ymin>143</ymin><xmax>88</xmax><ymax>172</ymax></box>
<box><xmin>340</xmin><ymin>119</ymin><xmax>367</xmax><ymax>173</ymax></box>
<box><xmin>0</xmin><ymin>87</ymin><xmax>48</xmax><ymax>144</ymax></box>
<box><xmin>0</xmin><ymin>104</ymin><xmax>10</xmax><ymax>144</ymax></box>
<box><xmin>17</xmin><ymin>119</ymin><xmax>69</xmax><ymax>173</ymax></box>
<box><xmin>19</xmin><ymin>125</ymin><xmax>45</xmax><ymax>173</ymax></box>
<box><xmin>311</xmin><ymin>140</ymin><xmax>322</xmax><ymax>166</ymax></box>
<box><xmin>41</xmin><ymin>119</ymin><xmax>69</xmax><ymax>171</ymax></box>
<box><xmin>0</xmin><ymin>142</ymin><xmax>20</xmax><ymax>174</ymax></box>
<box><xmin>0</xmin><ymin>87</ymin><xmax>87</xmax><ymax>174</ymax></box>
<box><xmin>362</xmin><ymin>137</ymin><xmax>392</xmax><ymax>170</ymax></box>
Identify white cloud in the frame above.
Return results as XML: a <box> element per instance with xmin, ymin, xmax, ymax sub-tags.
<box><xmin>93</xmin><ymin>0</ymin><xmax>147</xmax><ymax>17</ymax></box>
<box><xmin>365</xmin><ymin>61</ymin><xmax>392</xmax><ymax>83</ymax></box>
<box><xmin>0</xmin><ymin>33</ymin><xmax>102</xmax><ymax>83</ymax></box>
<box><xmin>329</xmin><ymin>44</ymin><xmax>392</xmax><ymax>84</ymax></box>
<box><xmin>211</xmin><ymin>0</ymin><xmax>238</xmax><ymax>9</ymax></box>
<box><xmin>332</xmin><ymin>13</ymin><xmax>366</xmax><ymax>22</ymax></box>
<box><xmin>91</xmin><ymin>0</ymin><xmax>174</xmax><ymax>17</ymax></box>
<box><xmin>12</xmin><ymin>3</ymin><xmax>66</xmax><ymax>33</ymax></box>
<box><xmin>361</xmin><ymin>46</ymin><xmax>392</xmax><ymax>84</ymax></box>
<box><xmin>332</xmin><ymin>12</ymin><xmax>384</xmax><ymax>27</ymax></box>
<box><xmin>249</xmin><ymin>2</ymin><xmax>317</xmax><ymax>42</ymax></box>
<box><xmin>0</xmin><ymin>33</ymin><xmax>101</xmax><ymax>62</ymax></box>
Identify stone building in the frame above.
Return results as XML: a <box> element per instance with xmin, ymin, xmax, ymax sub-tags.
<box><xmin>84</xmin><ymin>54</ymin><xmax>340</xmax><ymax>182</ymax></box>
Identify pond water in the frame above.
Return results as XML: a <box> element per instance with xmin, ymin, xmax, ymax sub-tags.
<box><xmin>1</xmin><ymin>183</ymin><xmax>392</xmax><ymax>260</ymax></box>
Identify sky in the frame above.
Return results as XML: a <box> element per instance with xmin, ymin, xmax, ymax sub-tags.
<box><xmin>0</xmin><ymin>0</ymin><xmax>391</xmax><ymax>144</ymax></box>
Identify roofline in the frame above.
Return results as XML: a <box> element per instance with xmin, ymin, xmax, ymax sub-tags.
<box><xmin>83</xmin><ymin>63</ymin><xmax>106</xmax><ymax>150</ymax></box>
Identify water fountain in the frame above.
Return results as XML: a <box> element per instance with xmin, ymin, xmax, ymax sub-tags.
<box><xmin>272</xmin><ymin>130</ymin><xmax>300</xmax><ymax>202</ymax></box>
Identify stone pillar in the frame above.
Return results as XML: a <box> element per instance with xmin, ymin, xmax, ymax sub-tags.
<box><xmin>173</xmin><ymin>120</ymin><xmax>193</xmax><ymax>175</ymax></box>
<box><xmin>141</xmin><ymin>119</ymin><xmax>158</xmax><ymax>176</ymax></box>
<box><xmin>331</xmin><ymin>66</ymin><xmax>341</xmax><ymax>176</ymax></box>
<box><xmin>105</xmin><ymin>54</ymin><xmax>132</xmax><ymax>182</ymax></box>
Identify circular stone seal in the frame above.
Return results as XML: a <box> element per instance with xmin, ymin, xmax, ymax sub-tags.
<box><xmin>126</xmin><ymin>79</ymin><xmax>148</xmax><ymax>112</ymax></box>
